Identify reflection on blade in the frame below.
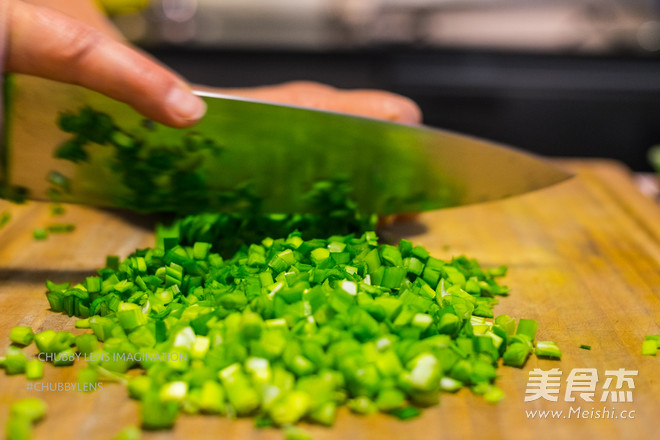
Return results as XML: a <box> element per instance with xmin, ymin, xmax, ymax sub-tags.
<box><xmin>3</xmin><ymin>75</ymin><xmax>571</xmax><ymax>215</ymax></box>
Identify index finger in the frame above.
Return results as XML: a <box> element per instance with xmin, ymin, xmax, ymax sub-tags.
<box><xmin>5</xmin><ymin>1</ymin><xmax>206</xmax><ymax>128</ymax></box>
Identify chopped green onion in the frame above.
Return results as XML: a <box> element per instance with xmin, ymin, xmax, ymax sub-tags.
<box><xmin>9</xmin><ymin>327</ymin><xmax>34</xmax><ymax>346</ymax></box>
<box><xmin>283</xmin><ymin>426</ymin><xmax>313</xmax><ymax>440</ymax></box>
<box><xmin>25</xmin><ymin>360</ymin><xmax>44</xmax><ymax>380</ymax></box>
<box><xmin>391</xmin><ymin>406</ymin><xmax>421</xmax><ymax>420</ymax></box>
<box><xmin>535</xmin><ymin>341</ymin><xmax>562</xmax><ymax>359</ymax></box>
<box><xmin>10</xmin><ymin>398</ymin><xmax>47</xmax><ymax>422</ymax></box>
<box><xmin>49</xmin><ymin>203</ymin><xmax>66</xmax><ymax>216</ymax></box>
<box><xmin>2</xmin><ymin>215</ymin><xmax>557</xmax><ymax>435</ymax></box>
<box><xmin>32</xmin><ymin>228</ymin><xmax>48</xmax><ymax>241</ymax></box>
<box><xmin>0</xmin><ymin>211</ymin><xmax>11</xmax><ymax>229</ymax></box>
<box><xmin>642</xmin><ymin>339</ymin><xmax>657</xmax><ymax>356</ymax></box>
<box><xmin>111</xmin><ymin>426</ymin><xmax>141</xmax><ymax>440</ymax></box>
<box><xmin>516</xmin><ymin>319</ymin><xmax>539</xmax><ymax>341</ymax></box>
<box><xmin>3</xmin><ymin>346</ymin><xmax>27</xmax><ymax>375</ymax></box>
<box><xmin>579</xmin><ymin>344</ymin><xmax>591</xmax><ymax>350</ymax></box>
<box><xmin>6</xmin><ymin>398</ymin><xmax>47</xmax><ymax>440</ymax></box>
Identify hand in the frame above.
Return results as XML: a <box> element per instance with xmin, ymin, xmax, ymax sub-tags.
<box><xmin>4</xmin><ymin>0</ymin><xmax>207</xmax><ymax>128</ymax></box>
<box><xmin>5</xmin><ymin>1</ymin><xmax>421</xmax><ymax>128</ymax></box>
<box><xmin>214</xmin><ymin>81</ymin><xmax>422</xmax><ymax>125</ymax></box>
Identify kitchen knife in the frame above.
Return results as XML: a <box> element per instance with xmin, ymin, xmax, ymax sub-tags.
<box><xmin>1</xmin><ymin>74</ymin><xmax>571</xmax><ymax>214</ymax></box>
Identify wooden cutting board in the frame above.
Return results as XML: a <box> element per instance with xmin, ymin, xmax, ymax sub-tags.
<box><xmin>0</xmin><ymin>159</ymin><xmax>658</xmax><ymax>440</ymax></box>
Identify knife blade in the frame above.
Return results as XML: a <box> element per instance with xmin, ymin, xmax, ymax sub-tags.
<box><xmin>1</xmin><ymin>74</ymin><xmax>571</xmax><ymax>214</ymax></box>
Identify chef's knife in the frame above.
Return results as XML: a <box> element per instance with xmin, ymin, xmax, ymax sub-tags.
<box><xmin>1</xmin><ymin>74</ymin><xmax>571</xmax><ymax>214</ymax></box>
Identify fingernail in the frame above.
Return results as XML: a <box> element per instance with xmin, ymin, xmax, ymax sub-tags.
<box><xmin>167</xmin><ymin>86</ymin><xmax>206</xmax><ymax>121</ymax></box>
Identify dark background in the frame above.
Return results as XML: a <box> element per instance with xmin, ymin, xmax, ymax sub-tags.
<box><xmin>148</xmin><ymin>47</ymin><xmax>660</xmax><ymax>171</ymax></box>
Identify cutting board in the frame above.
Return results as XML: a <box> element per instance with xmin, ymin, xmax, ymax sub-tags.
<box><xmin>0</xmin><ymin>159</ymin><xmax>658</xmax><ymax>440</ymax></box>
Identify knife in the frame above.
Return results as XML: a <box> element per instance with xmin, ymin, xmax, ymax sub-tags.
<box><xmin>1</xmin><ymin>74</ymin><xmax>571</xmax><ymax>215</ymax></box>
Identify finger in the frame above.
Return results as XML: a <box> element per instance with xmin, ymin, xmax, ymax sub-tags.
<box><xmin>335</xmin><ymin>89</ymin><xmax>423</xmax><ymax>124</ymax></box>
<box><xmin>219</xmin><ymin>81</ymin><xmax>423</xmax><ymax>124</ymax></box>
<box><xmin>6</xmin><ymin>1</ymin><xmax>206</xmax><ymax>128</ymax></box>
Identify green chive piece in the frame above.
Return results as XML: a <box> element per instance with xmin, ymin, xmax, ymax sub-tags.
<box><xmin>516</xmin><ymin>319</ymin><xmax>539</xmax><ymax>341</ymax></box>
<box><xmin>579</xmin><ymin>344</ymin><xmax>591</xmax><ymax>350</ymax></box>
<box><xmin>6</xmin><ymin>397</ymin><xmax>47</xmax><ymax>440</ymax></box>
<box><xmin>642</xmin><ymin>339</ymin><xmax>657</xmax><ymax>356</ymax></box>
<box><xmin>502</xmin><ymin>343</ymin><xmax>531</xmax><ymax>368</ymax></box>
<box><xmin>141</xmin><ymin>392</ymin><xmax>178</xmax><ymax>430</ymax></box>
<box><xmin>78</xmin><ymin>367</ymin><xmax>100</xmax><ymax>392</ymax></box>
<box><xmin>111</xmin><ymin>426</ymin><xmax>141</xmax><ymax>440</ymax></box>
<box><xmin>9</xmin><ymin>327</ymin><xmax>35</xmax><ymax>346</ymax></box>
<box><xmin>391</xmin><ymin>406</ymin><xmax>422</xmax><ymax>420</ymax></box>
<box><xmin>47</xmin><ymin>223</ymin><xmax>75</xmax><ymax>234</ymax></box>
<box><xmin>4</xmin><ymin>346</ymin><xmax>28</xmax><ymax>375</ymax></box>
<box><xmin>25</xmin><ymin>360</ymin><xmax>44</xmax><ymax>380</ymax></box>
<box><xmin>6</xmin><ymin>415</ymin><xmax>31</xmax><ymax>440</ymax></box>
<box><xmin>9</xmin><ymin>397</ymin><xmax>47</xmax><ymax>423</ymax></box>
<box><xmin>535</xmin><ymin>341</ymin><xmax>562</xmax><ymax>359</ymax></box>
<box><xmin>0</xmin><ymin>211</ymin><xmax>11</xmax><ymax>229</ymax></box>
<box><xmin>49</xmin><ymin>204</ymin><xmax>66</xmax><ymax>216</ymax></box>
<box><xmin>283</xmin><ymin>426</ymin><xmax>313</xmax><ymax>440</ymax></box>
<box><xmin>32</xmin><ymin>228</ymin><xmax>48</xmax><ymax>241</ymax></box>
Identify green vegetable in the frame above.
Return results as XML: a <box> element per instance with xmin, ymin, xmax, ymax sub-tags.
<box><xmin>25</xmin><ymin>360</ymin><xmax>44</xmax><ymax>380</ymax></box>
<box><xmin>3</xmin><ymin>346</ymin><xmax>27</xmax><ymax>375</ymax></box>
<box><xmin>34</xmin><ymin>330</ymin><xmax>74</xmax><ymax>354</ymax></box>
<box><xmin>111</xmin><ymin>426</ymin><xmax>141</xmax><ymax>440</ymax></box>
<box><xmin>579</xmin><ymin>344</ymin><xmax>591</xmax><ymax>350</ymax></box>
<box><xmin>32</xmin><ymin>229</ymin><xmax>537</xmax><ymax>432</ymax></box>
<box><xmin>0</xmin><ymin>211</ymin><xmax>10</xmax><ymax>229</ymax></box>
<box><xmin>47</xmin><ymin>223</ymin><xmax>75</xmax><ymax>234</ymax></box>
<box><xmin>141</xmin><ymin>392</ymin><xmax>178</xmax><ymax>430</ymax></box>
<box><xmin>32</xmin><ymin>228</ymin><xmax>48</xmax><ymax>241</ymax></box>
<box><xmin>49</xmin><ymin>203</ymin><xmax>66</xmax><ymax>216</ymax></box>
<box><xmin>9</xmin><ymin>327</ymin><xmax>34</xmax><ymax>346</ymax></box>
<box><xmin>283</xmin><ymin>426</ymin><xmax>313</xmax><ymax>440</ymax></box>
<box><xmin>535</xmin><ymin>341</ymin><xmax>562</xmax><ymax>359</ymax></box>
<box><xmin>6</xmin><ymin>398</ymin><xmax>47</xmax><ymax>440</ymax></box>
<box><xmin>642</xmin><ymin>339</ymin><xmax>657</xmax><ymax>356</ymax></box>
<box><xmin>10</xmin><ymin>399</ymin><xmax>47</xmax><ymax>423</ymax></box>
<box><xmin>516</xmin><ymin>319</ymin><xmax>539</xmax><ymax>340</ymax></box>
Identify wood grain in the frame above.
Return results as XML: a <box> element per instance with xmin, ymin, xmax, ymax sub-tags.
<box><xmin>0</xmin><ymin>159</ymin><xmax>659</xmax><ymax>440</ymax></box>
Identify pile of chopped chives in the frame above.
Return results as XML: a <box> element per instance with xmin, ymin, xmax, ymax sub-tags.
<box><xmin>3</xmin><ymin>107</ymin><xmax>566</xmax><ymax>438</ymax></box>
<box><xmin>3</xmin><ymin>229</ymin><xmax>560</xmax><ymax>438</ymax></box>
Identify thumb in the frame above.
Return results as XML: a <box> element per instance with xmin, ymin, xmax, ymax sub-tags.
<box><xmin>5</xmin><ymin>1</ymin><xmax>206</xmax><ymax>128</ymax></box>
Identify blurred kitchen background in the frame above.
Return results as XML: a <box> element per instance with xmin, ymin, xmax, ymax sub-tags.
<box><xmin>102</xmin><ymin>0</ymin><xmax>660</xmax><ymax>171</ymax></box>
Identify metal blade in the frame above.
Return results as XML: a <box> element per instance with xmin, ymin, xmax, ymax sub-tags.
<box><xmin>1</xmin><ymin>75</ymin><xmax>571</xmax><ymax>214</ymax></box>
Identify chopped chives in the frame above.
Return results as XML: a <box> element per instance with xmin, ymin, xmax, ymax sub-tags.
<box><xmin>535</xmin><ymin>341</ymin><xmax>562</xmax><ymax>359</ymax></box>
<box><xmin>642</xmin><ymin>339</ymin><xmax>657</xmax><ymax>356</ymax></box>
<box><xmin>111</xmin><ymin>426</ymin><xmax>141</xmax><ymax>440</ymax></box>
<box><xmin>25</xmin><ymin>360</ymin><xmax>44</xmax><ymax>380</ymax></box>
<box><xmin>3</xmin><ymin>346</ymin><xmax>27</xmax><ymax>375</ymax></box>
<box><xmin>32</xmin><ymin>228</ymin><xmax>48</xmax><ymax>241</ymax></box>
<box><xmin>47</xmin><ymin>223</ymin><xmax>75</xmax><ymax>234</ymax></box>
<box><xmin>10</xmin><ymin>398</ymin><xmax>47</xmax><ymax>423</ymax></box>
<box><xmin>0</xmin><ymin>211</ymin><xmax>10</xmax><ymax>229</ymax></box>
<box><xmin>6</xmin><ymin>398</ymin><xmax>47</xmax><ymax>440</ymax></box>
<box><xmin>9</xmin><ymin>327</ymin><xmax>34</xmax><ymax>346</ymax></box>
<box><xmin>5</xmin><ymin>224</ymin><xmax>558</xmax><ymax>434</ymax></box>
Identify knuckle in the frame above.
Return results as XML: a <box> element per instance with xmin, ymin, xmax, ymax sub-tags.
<box><xmin>54</xmin><ymin>25</ymin><xmax>104</xmax><ymax>71</ymax></box>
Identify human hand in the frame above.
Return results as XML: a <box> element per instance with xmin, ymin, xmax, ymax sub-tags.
<box><xmin>3</xmin><ymin>0</ymin><xmax>207</xmax><ymax>128</ymax></box>
<box><xmin>214</xmin><ymin>81</ymin><xmax>422</xmax><ymax>125</ymax></box>
<box><xmin>5</xmin><ymin>1</ymin><xmax>421</xmax><ymax>128</ymax></box>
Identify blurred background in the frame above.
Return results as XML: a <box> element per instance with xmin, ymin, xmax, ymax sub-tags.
<box><xmin>100</xmin><ymin>0</ymin><xmax>660</xmax><ymax>171</ymax></box>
